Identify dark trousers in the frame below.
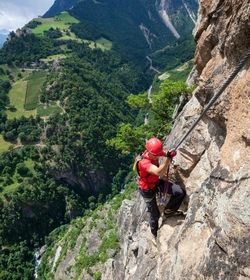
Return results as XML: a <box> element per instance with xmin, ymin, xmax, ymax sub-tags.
<box><xmin>139</xmin><ymin>188</ymin><xmax>160</xmax><ymax>235</ymax></box>
<box><xmin>139</xmin><ymin>181</ymin><xmax>186</xmax><ymax>235</ymax></box>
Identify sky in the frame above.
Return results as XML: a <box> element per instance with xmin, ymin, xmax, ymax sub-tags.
<box><xmin>0</xmin><ymin>0</ymin><xmax>55</xmax><ymax>32</ymax></box>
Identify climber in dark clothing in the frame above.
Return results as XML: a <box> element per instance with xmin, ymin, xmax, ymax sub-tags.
<box><xmin>137</xmin><ymin>138</ymin><xmax>186</xmax><ymax>245</ymax></box>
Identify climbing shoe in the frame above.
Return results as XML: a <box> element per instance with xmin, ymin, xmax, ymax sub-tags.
<box><xmin>151</xmin><ymin>233</ymin><xmax>157</xmax><ymax>246</ymax></box>
<box><xmin>164</xmin><ymin>209</ymin><xmax>184</xmax><ymax>218</ymax></box>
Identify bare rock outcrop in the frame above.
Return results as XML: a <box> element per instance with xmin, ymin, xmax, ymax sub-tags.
<box><xmin>102</xmin><ymin>0</ymin><xmax>250</xmax><ymax>279</ymax></box>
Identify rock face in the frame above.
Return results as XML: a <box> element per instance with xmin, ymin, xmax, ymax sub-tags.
<box><xmin>102</xmin><ymin>0</ymin><xmax>250</xmax><ymax>279</ymax></box>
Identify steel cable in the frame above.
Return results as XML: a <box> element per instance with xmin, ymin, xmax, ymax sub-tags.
<box><xmin>175</xmin><ymin>50</ymin><xmax>250</xmax><ymax>150</ymax></box>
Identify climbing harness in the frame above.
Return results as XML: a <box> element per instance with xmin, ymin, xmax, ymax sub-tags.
<box><xmin>175</xmin><ymin>49</ymin><xmax>250</xmax><ymax>150</ymax></box>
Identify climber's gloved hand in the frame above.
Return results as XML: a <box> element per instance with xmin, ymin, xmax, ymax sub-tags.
<box><xmin>166</xmin><ymin>149</ymin><xmax>177</xmax><ymax>159</ymax></box>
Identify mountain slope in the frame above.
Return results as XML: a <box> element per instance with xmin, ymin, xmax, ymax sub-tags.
<box><xmin>43</xmin><ymin>0</ymin><xmax>79</xmax><ymax>18</ymax></box>
<box><xmin>43</xmin><ymin>0</ymin><xmax>198</xmax><ymax>63</ymax></box>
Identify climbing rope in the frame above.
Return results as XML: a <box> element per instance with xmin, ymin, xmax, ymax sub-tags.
<box><xmin>175</xmin><ymin>49</ymin><xmax>250</xmax><ymax>150</ymax></box>
<box><xmin>160</xmin><ymin>166</ymin><xmax>170</xmax><ymax>204</ymax></box>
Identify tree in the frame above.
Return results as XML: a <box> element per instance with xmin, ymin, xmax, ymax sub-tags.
<box><xmin>4</xmin><ymin>130</ymin><xmax>16</xmax><ymax>141</ymax></box>
<box><xmin>106</xmin><ymin>123</ymin><xmax>146</xmax><ymax>155</ymax></box>
<box><xmin>16</xmin><ymin>163</ymin><xmax>29</xmax><ymax>176</ymax></box>
<box><xmin>19</xmin><ymin>132</ymin><xmax>26</xmax><ymax>143</ymax></box>
<box><xmin>0</xmin><ymin>67</ymin><xmax>5</xmax><ymax>75</ymax></box>
<box><xmin>107</xmin><ymin>79</ymin><xmax>194</xmax><ymax>154</ymax></box>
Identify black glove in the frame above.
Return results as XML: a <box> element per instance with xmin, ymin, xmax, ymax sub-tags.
<box><xmin>166</xmin><ymin>150</ymin><xmax>177</xmax><ymax>159</ymax></box>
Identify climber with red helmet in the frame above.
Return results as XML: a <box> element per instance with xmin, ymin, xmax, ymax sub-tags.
<box><xmin>137</xmin><ymin>137</ymin><xmax>186</xmax><ymax>245</ymax></box>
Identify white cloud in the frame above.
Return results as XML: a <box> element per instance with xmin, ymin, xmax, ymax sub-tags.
<box><xmin>0</xmin><ymin>0</ymin><xmax>54</xmax><ymax>31</ymax></box>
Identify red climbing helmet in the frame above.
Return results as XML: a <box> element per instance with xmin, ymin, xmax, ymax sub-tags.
<box><xmin>145</xmin><ymin>138</ymin><xmax>163</xmax><ymax>155</ymax></box>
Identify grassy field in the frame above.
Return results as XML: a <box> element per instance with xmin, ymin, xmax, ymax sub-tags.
<box><xmin>0</xmin><ymin>65</ymin><xmax>27</xmax><ymax>81</ymax></box>
<box><xmin>158</xmin><ymin>59</ymin><xmax>194</xmax><ymax>81</ymax></box>
<box><xmin>89</xmin><ymin>38</ymin><xmax>113</xmax><ymax>51</ymax></box>
<box><xmin>6</xmin><ymin>70</ymin><xmax>64</xmax><ymax>119</ymax></box>
<box><xmin>32</xmin><ymin>11</ymin><xmax>80</xmax><ymax>38</ymax></box>
<box><xmin>1</xmin><ymin>68</ymin><xmax>34</xmax><ymax>152</ymax></box>
<box><xmin>7</xmin><ymin>79</ymin><xmax>36</xmax><ymax>119</ymax></box>
<box><xmin>37</xmin><ymin>101</ymin><xmax>63</xmax><ymax>116</ymax></box>
<box><xmin>25</xmin><ymin>71</ymin><xmax>47</xmax><ymax>110</ymax></box>
<box><xmin>40</xmin><ymin>54</ymin><xmax>69</xmax><ymax>62</ymax></box>
<box><xmin>0</xmin><ymin>68</ymin><xmax>63</xmax><ymax>153</ymax></box>
<box><xmin>0</xmin><ymin>135</ymin><xmax>11</xmax><ymax>152</ymax></box>
<box><xmin>0</xmin><ymin>158</ymin><xmax>35</xmax><ymax>196</ymax></box>
<box><xmin>31</xmin><ymin>11</ymin><xmax>112</xmax><ymax>51</ymax></box>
